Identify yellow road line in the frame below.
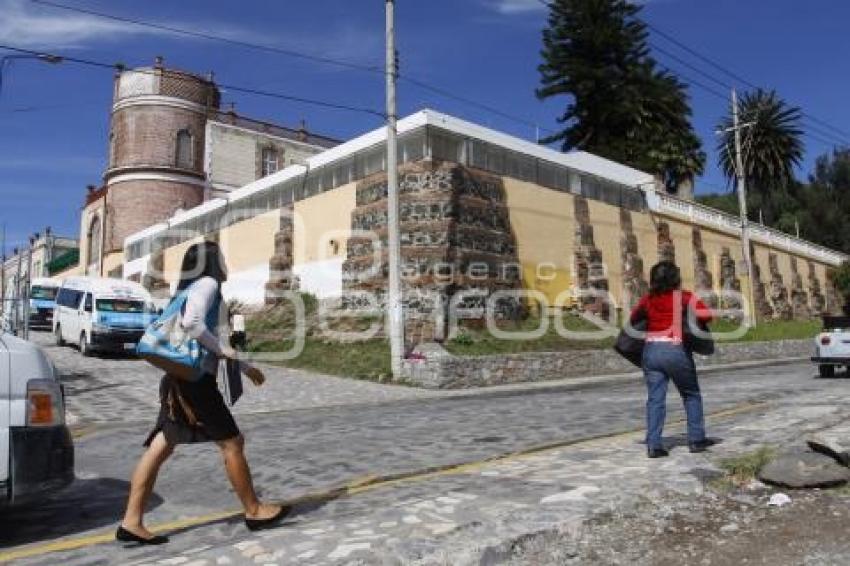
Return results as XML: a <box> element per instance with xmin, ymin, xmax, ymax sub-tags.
<box><xmin>0</xmin><ymin>509</ymin><xmax>241</xmax><ymax>562</ymax></box>
<box><xmin>2</xmin><ymin>399</ymin><xmax>768</xmax><ymax>563</ymax></box>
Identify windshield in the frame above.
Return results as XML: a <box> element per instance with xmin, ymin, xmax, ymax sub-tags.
<box><xmin>31</xmin><ymin>286</ymin><xmax>58</xmax><ymax>300</ymax></box>
<box><xmin>96</xmin><ymin>299</ymin><xmax>146</xmax><ymax>313</ymax></box>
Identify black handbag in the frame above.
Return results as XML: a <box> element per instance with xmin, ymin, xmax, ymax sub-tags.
<box><xmin>684</xmin><ymin>316</ymin><xmax>715</xmax><ymax>356</ymax></box>
<box><xmin>614</xmin><ymin>317</ymin><xmax>647</xmax><ymax>368</ymax></box>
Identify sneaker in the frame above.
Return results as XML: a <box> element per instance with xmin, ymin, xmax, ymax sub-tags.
<box><xmin>647</xmin><ymin>447</ymin><xmax>669</xmax><ymax>458</ymax></box>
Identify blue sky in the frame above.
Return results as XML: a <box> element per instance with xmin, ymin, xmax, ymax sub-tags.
<box><xmin>1</xmin><ymin>0</ymin><xmax>849</xmax><ymax>254</ymax></box>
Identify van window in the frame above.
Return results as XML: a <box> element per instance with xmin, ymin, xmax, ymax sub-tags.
<box><xmin>83</xmin><ymin>294</ymin><xmax>93</xmax><ymax>313</ymax></box>
<box><xmin>96</xmin><ymin>299</ymin><xmax>146</xmax><ymax>313</ymax></box>
<box><xmin>32</xmin><ymin>286</ymin><xmax>58</xmax><ymax>300</ymax></box>
<box><xmin>56</xmin><ymin>288</ymin><xmax>83</xmax><ymax>309</ymax></box>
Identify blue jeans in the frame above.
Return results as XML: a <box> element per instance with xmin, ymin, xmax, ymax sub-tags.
<box><xmin>642</xmin><ymin>342</ymin><xmax>706</xmax><ymax>450</ymax></box>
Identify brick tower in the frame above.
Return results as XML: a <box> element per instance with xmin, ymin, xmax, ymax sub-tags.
<box><xmin>100</xmin><ymin>57</ymin><xmax>220</xmax><ymax>255</ymax></box>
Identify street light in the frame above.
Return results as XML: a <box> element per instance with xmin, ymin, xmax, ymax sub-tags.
<box><xmin>0</xmin><ymin>53</ymin><xmax>64</xmax><ymax>98</ymax></box>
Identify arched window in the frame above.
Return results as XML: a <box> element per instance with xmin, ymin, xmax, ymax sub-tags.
<box><xmin>261</xmin><ymin>146</ymin><xmax>279</xmax><ymax>177</ymax></box>
<box><xmin>175</xmin><ymin>129</ymin><xmax>193</xmax><ymax>169</ymax></box>
<box><xmin>87</xmin><ymin>215</ymin><xmax>102</xmax><ymax>268</ymax></box>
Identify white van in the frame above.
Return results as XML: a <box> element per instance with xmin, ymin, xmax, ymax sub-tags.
<box><xmin>28</xmin><ymin>277</ymin><xmax>61</xmax><ymax>330</ymax></box>
<box><xmin>53</xmin><ymin>277</ymin><xmax>158</xmax><ymax>356</ymax></box>
<box><xmin>1</xmin><ymin>331</ymin><xmax>74</xmax><ymax>506</ymax></box>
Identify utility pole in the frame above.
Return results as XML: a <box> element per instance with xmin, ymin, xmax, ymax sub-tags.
<box><xmin>731</xmin><ymin>88</ymin><xmax>757</xmax><ymax>328</ymax></box>
<box><xmin>24</xmin><ymin>235</ymin><xmax>34</xmax><ymax>340</ymax></box>
<box><xmin>386</xmin><ymin>0</ymin><xmax>404</xmax><ymax>377</ymax></box>
<box><xmin>13</xmin><ymin>248</ymin><xmax>22</xmax><ymax>335</ymax></box>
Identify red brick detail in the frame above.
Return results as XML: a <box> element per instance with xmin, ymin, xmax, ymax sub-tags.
<box><xmin>108</xmin><ymin>105</ymin><xmax>207</xmax><ymax>174</ymax></box>
<box><xmin>105</xmin><ymin>180</ymin><xmax>203</xmax><ymax>250</ymax></box>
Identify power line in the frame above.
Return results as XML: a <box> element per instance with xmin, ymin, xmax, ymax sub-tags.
<box><xmin>29</xmin><ymin>0</ymin><xmax>555</xmax><ymax>138</ymax></box>
<box><xmin>30</xmin><ymin>0</ymin><xmax>383</xmax><ymax>75</ymax></box>
<box><xmin>0</xmin><ymin>44</ymin><xmax>386</xmax><ymax>118</ymax></box>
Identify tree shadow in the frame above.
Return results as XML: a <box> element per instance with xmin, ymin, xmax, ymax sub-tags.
<box><xmin>0</xmin><ymin>477</ymin><xmax>162</xmax><ymax>548</ymax></box>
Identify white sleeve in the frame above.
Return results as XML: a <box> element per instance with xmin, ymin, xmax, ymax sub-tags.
<box><xmin>181</xmin><ymin>277</ymin><xmax>224</xmax><ymax>356</ymax></box>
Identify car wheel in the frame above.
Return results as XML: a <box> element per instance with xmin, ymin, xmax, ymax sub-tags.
<box><xmin>55</xmin><ymin>324</ymin><xmax>65</xmax><ymax>347</ymax></box>
<box><xmin>819</xmin><ymin>364</ymin><xmax>835</xmax><ymax>378</ymax></box>
<box><xmin>80</xmin><ymin>333</ymin><xmax>90</xmax><ymax>357</ymax></box>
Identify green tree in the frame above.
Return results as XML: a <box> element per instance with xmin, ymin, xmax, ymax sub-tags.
<box><xmin>537</xmin><ymin>0</ymin><xmax>705</xmax><ymax>192</ymax></box>
<box><xmin>717</xmin><ymin>89</ymin><xmax>804</xmax><ymax>225</ymax></box>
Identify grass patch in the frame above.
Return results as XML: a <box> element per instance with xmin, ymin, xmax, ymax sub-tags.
<box><xmin>712</xmin><ymin>318</ymin><xmax>821</xmax><ymax>343</ymax></box>
<box><xmin>444</xmin><ymin>313</ymin><xmax>616</xmax><ymax>356</ymax></box>
<box><xmin>711</xmin><ymin>446</ymin><xmax>776</xmax><ymax>490</ymax></box>
<box><xmin>241</xmin><ymin>295</ymin><xmax>823</xmax><ymax>379</ymax></box>
<box><xmin>250</xmin><ymin>337</ymin><xmax>392</xmax><ymax>381</ymax></box>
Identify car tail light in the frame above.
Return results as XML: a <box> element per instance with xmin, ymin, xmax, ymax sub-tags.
<box><xmin>821</xmin><ymin>336</ymin><xmax>832</xmax><ymax>346</ymax></box>
<box><xmin>26</xmin><ymin>379</ymin><xmax>64</xmax><ymax>427</ymax></box>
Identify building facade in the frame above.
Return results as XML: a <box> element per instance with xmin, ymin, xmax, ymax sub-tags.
<box><xmin>1</xmin><ymin>230</ymin><xmax>78</xmax><ymax>301</ymax></box>
<box><xmin>121</xmin><ymin>110</ymin><xmax>847</xmax><ymax>345</ymax></box>
<box><xmin>77</xmin><ymin>59</ymin><xmax>338</xmax><ymax>278</ymax></box>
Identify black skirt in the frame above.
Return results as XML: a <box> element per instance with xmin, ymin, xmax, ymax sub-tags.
<box><xmin>144</xmin><ymin>373</ymin><xmax>240</xmax><ymax>446</ymax></box>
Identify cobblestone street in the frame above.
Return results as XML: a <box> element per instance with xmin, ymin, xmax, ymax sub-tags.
<box><xmin>2</xmin><ymin>333</ymin><xmax>849</xmax><ymax>564</ymax></box>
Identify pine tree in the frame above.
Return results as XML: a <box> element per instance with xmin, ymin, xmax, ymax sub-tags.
<box><xmin>537</xmin><ymin>0</ymin><xmax>705</xmax><ymax>192</ymax></box>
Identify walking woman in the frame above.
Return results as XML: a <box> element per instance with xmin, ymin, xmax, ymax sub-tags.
<box><xmin>117</xmin><ymin>241</ymin><xmax>287</xmax><ymax>545</ymax></box>
<box><xmin>630</xmin><ymin>261</ymin><xmax>714</xmax><ymax>458</ymax></box>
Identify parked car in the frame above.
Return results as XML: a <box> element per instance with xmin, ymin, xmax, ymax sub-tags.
<box><xmin>0</xmin><ymin>331</ymin><xmax>74</xmax><ymax>507</ymax></box>
<box><xmin>811</xmin><ymin>316</ymin><xmax>850</xmax><ymax>377</ymax></box>
<box><xmin>53</xmin><ymin>277</ymin><xmax>158</xmax><ymax>356</ymax></box>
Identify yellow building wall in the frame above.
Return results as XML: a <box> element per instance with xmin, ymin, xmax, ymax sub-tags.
<box><xmin>293</xmin><ymin>183</ymin><xmax>357</xmax><ymax>266</ymax></box>
<box><xmin>502</xmin><ymin>178</ymin><xmax>575</xmax><ymax>307</ymax></box>
<box><xmin>217</xmin><ymin>209</ymin><xmax>280</xmax><ymax>273</ymax></box>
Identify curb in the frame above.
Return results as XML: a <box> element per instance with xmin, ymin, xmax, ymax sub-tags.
<box><xmin>432</xmin><ymin>355</ymin><xmax>810</xmax><ymax>401</ymax></box>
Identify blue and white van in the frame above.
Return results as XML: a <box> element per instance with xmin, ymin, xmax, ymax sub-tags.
<box><xmin>53</xmin><ymin>277</ymin><xmax>158</xmax><ymax>356</ymax></box>
<box><xmin>28</xmin><ymin>277</ymin><xmax>60</xmax><ymax>330</ymax></box>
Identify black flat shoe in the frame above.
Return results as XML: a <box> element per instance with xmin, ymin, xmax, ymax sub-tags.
<box><xmin>245</xmin><ymin>505</ymin><xmax>292</xmax><ymax>532</ymax></box>
<box><xmin>647</xmin><ymin>447</ymin><xmax>669</xmax><ymax>458</ymax></box>
<box><xmin>116</xmin><ymin>526</ymin><xmax>169</xmax><ymax>545</ymax></box>
<box><xmin>689</xmin><ymin>439</ymin><xmax>717</xmax><ymax>453</ymax></box>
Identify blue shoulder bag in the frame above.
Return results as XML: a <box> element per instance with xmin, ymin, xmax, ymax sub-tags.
<box><xmin>136</xmin><ymin>291</ymin><xmax>206</xmax><ymax>381</ymax></box>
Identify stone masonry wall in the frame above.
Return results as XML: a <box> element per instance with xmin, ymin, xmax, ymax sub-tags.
<box><xmin>619</xmin><ymin>209</ymin><xmax>647</xmax><ymax>311</ymax></box>
<box><xmin>574</xmin><ymin>197</ymin><xmax>609</xmax><ymax>316</ymax></box>
<box><xmin>403</xmin><ymin>339</ymin><xmax>815</xmax><ymax>389</ymax></box>
<box><xmin>342</xmin><ymin>161</ymin><xmax>524</xmax><ymax>348</ymax></box>
<box><xmin>692</xmin><ymin>228</ymin><xmax>718</xmax><ymax>307</ymax></box>
<box><xmin>265</xmin><ymin>205</ymin><xmax>298</xmax><ymax>304</ymax></box>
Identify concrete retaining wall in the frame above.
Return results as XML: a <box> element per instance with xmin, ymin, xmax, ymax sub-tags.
<box><xmin>402</xmin><ymin>339</ymin><xmax>815</xmax><ymax>389</ymax></box>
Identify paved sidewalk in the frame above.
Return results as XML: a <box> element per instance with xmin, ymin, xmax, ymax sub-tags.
<box><xmin>30</xmin><ymin>332</ymin><xmax>442</xmax><ymax>425</ymax></box>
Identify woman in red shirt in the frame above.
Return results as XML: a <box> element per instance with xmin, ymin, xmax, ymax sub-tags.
<box><xmin>630</xmin><ymin>261</ymin><xmax>714</xmax><ymax>458</ymax></box>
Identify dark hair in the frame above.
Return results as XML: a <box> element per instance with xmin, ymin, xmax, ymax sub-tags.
<box><xmin>176</xmin><ymin>241</ymin><xmax>227</xmax><ymax>292</ymax></box>
<box><xmin>649</xmin><ymin>261</ymin><xmax>681</xmax><ymax>295</ymax></box>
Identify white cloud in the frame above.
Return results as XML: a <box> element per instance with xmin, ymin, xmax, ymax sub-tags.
<box><xmin>486</xmin><ymin>0</ymin><xmax>547</xmax><ymax>15</ymax></box>
<box><xmin>0</xmin><ymin>0</ymin><xmax>276</xmax><ymax>50</ymax></box>
<box><xmin>0</xmin><ymin>0</ymin><xmax>382</xmax><ymax>69</ymax></box>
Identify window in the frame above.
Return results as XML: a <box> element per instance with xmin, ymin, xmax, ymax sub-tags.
<box><xmin>261</xmin><ymin>147</ymin><xmax>279</xmax><ymax>177</ymax></box>
<box><xmin>57</xmin><ymin>288</ymin><xmax>83</xmax><ymax>309</ymax></box>
<box><xmin>84</xmin><ymin>293</ymin><xmax>93</xmax><ymax>313</ymax></box>
<box><xmin>87</xmin><ymin>215</ymin><xmax>102</xmax><ymax>268</ymax></box>
<box><xmin>176</xmin><ymin>129</ymin><xmax>193</xmax><ymax>169</ymax></box>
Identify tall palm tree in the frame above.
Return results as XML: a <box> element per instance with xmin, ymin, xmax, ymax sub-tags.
<box><xmin>717</xmin><ymin>89</ymin><xmax>804</xmax><ymax>225</ymax></box>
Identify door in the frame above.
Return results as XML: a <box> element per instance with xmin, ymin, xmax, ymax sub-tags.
<box><xmin>81</xmin><ymin>293</ymin><xmax>94</xmax><ymax>342</ymax></box>
<box><xmin>60</xmin><ymin>289</ymin><xmax>82</xmax><ymax>341</ymax></box>
<box><xmin>0</xmin><ymin>335</ymin><xmax>10</xmax><ymax>485</ymax></box>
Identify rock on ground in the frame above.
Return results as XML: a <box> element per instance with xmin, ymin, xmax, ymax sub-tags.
<box><xmin>807</xmin><ymin>423</ymin><xmax>850</xmax><ymax>467</ymax></box>
<box><xmin>758</xmin><ymin>450</ymin><xmax>850</xmax><ymax>489</ymax></box>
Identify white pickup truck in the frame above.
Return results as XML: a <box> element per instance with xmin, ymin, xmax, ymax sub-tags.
<box><xmin>811</xmin><ymin>316</ymin><xmax>850</xmax><ymax>378</ymax></box>
<box><xmin>0</xmin><ymin>332</ymin><xmax>74</xmax><ymax>506</ymax></box>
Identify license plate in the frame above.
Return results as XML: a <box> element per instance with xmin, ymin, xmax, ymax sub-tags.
<box><xmin>124</xmin><ymin>343</ymin><xmax>136</xmax><ymax>350</ymax></box>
